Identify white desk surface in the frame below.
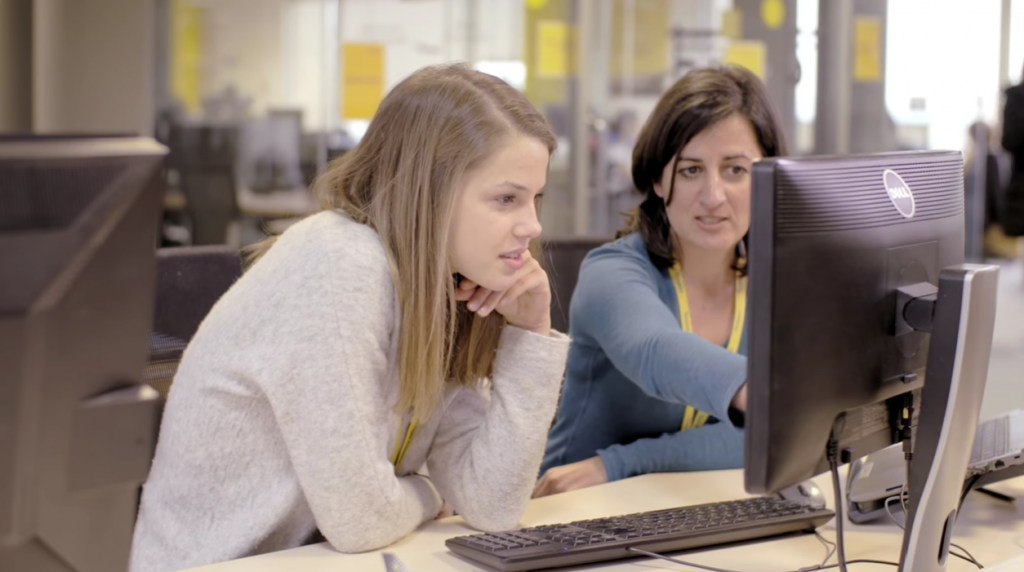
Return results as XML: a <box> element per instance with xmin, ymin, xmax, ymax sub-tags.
<box><xmin>184</xmin><ymin>469</ymin><xmax>1024</xmax><ymax>572</ymax></box>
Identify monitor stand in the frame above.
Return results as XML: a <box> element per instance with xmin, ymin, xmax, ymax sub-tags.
<box><xmin>898</xmin><ymin>264</ymin><xmax>999</xmax><ymax>572</ymax></box>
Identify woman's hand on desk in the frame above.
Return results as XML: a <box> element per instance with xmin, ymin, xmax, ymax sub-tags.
<box><xmin>532</xmin><ymin>456</ymin><xmax>609</xmax><ymax>498</ymax></box>
<box><xmin>436</xmin><ymin>501</ymin><xmax>456</xmax><ymax>519</ymax></box>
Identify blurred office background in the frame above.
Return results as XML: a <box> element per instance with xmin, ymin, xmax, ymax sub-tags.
<box><xmin>0</xmin><ymin>0</ymin><xmax>1021</xmax><ymax>244</ymax></box>
<box><xmin>1</xmin><ymin>0</ymin><xmax>1022</xmax><ymax>415</ymax></box>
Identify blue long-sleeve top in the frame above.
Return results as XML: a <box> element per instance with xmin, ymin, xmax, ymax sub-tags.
<box><xmin>541</xmin><ymin>232</ymin><xmax>747</xmax><ymax>481</ymax></box>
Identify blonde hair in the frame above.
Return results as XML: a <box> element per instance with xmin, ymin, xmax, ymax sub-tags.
<box><xmin>248</xmin><ymin>64</ymin><xmax>556</xmax><ymax>421</ymax></box>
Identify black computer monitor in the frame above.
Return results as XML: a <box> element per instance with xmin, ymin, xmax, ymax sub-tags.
<box><xmin>0</xmin><ymin>137</ymin><xmax>167</xmax><ymax>572</ymax></box>
<box><xmin>744</xmin><ymin>150</ymin><xmax>999</xmax><ymax>571</ymax></box>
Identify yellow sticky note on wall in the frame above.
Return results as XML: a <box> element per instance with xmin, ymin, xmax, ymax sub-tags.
<box><xmin>536</xmin><ymin>20</ymin><xmax>568</xmax><ymax>78</ymax></box>
<box><xmin>721</xmin><ymin>8</ymin><xmax>743</xmax><ymax>40</ymax></box>
<box><xmin>724</xmin><ymin>40</ymin><xmax>766</xmax><ymax>81</ymax></box>
<box><xmin>611</xmin><ymin>0</ymin><xmax>669</xmax><ymax>77</ymax></box>
<box><xmin>853</xmin><ymin>17</ymin><xmax>882</xmax><ymax>82</ymax></box>
<box><xmin>342</xmin><ymin>43</ymin><xmax>385</xmax><ymax>120</ymax></box>
<box><xmin>171</xmin><ymin>0</ymin><xmax>204</xmax><ymax>114</ymax></box>
<box><xmin>761</xmin><ymin>0</ymin><xmax>786</xmax><ymax>30</ymax></box>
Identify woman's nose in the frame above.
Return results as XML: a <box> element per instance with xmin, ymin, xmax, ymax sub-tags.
<box><xmin>700</xmin><ymin>173</ymin><xmax>727</xmax><ymax>208</ymax></box>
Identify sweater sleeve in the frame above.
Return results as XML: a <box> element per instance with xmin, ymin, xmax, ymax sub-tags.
<box><xmin>597</xmin><ymin>423</ymin><xmax>745</xmax><ymax>481</ymax></box>
<box><xmin>571</xmin><ymin>249</ymin><xmax>746</xmax><ymax>423</ymax></box>
<box><xmin>426</xmin><ymin>326</ymin><xmax>570</xmax><ymax>532</ymax></box>
<box><xmin>259</xmin><ymin>228</ymin><xmax>442</xmax><ymax>554</ymax></box>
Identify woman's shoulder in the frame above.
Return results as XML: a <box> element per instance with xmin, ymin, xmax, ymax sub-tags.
<box><xmin>237</xmin><ymin>210</ymin><xmax>397</xmax><ymax>314</ymax></box>
<box><xmin>271</xmin><ymin>210</ymin><xmax>392</xmax><ymax>275</ymax></box>
<box><xmin>570</xmin><ymin>232</ymin><xmax>667</xmax><ymax>313</ymax></box>
<box><xmin>282</xmin><ymin>210</ymin><xmax>384</xmax><ymax>250</ymax></box>
<box><xmin>581</xmin><ymin>232</ymin><xmax>658</xmax><ymax>275</ymax></box>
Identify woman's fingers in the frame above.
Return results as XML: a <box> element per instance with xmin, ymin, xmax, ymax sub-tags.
<box><xmin>436</xmin><ymin>501</ymin><xmax>456</xmax><ymax>519</ymax></box>
<box><xmin>475</xmin><ymin>289</ymin><xmax>506</xmax><ymax>317</ymax></box>
<box><xmin>454</xmin><ymin>277</ymin><xmax>477</xmax><ymax>301</ymax></box>
<box><xmin>496</xmin><ymin>265</ymin><xmax>544</xmax><ymax>311</ymax></box>
<box><xmin>457</xmin><ymin>251</ymin><xmax>551</xmax><ymax>323</ymax></box>
<box><xmin>465</xmin><ymin>285</ymin><xmax>492</xmax><ymax>312</ymax></box>
<box><xmin>532</xmin><ymin>472</ymin><xmax>553</xmax><ymax>499</ymax></box>
<box><xmin>532</xmin><ymin>457</ymin><xmax>609</xmax><ymax>498</ymax></box>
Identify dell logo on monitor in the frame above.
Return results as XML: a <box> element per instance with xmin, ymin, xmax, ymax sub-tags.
<box><xmin>883</xmin><ymin>169</ymin><xmax>916</xmax><ymax>218</ymax></box>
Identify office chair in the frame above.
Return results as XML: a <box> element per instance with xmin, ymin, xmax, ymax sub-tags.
<box><xmin>267</xmin><ymin>109</ymin><xmax>304</xmax><ymax>190</ymax></box>
<box><xmin>170</xmin><ymin>125</ymin><xmax>241</xmax><ymax>245</ymax></box>
<box><xmin>540</xmin><ymin>236</ymin><xmax>612</xmax><ymax>333</ymax></box>
<box><xmin>145</xmin><ymin>245</ymin><xmax>243</xmax><ymax>398</ymax></box>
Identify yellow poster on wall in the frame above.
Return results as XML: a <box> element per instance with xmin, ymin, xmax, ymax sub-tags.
<box><xmin>854</xmin><ymin>17</ymin><xmax>883</xmax><ymax>82</ymax></box>
<box><xmin>342</xmin><ymin>43</ymin><xmax>385</xmax><ymax>120</ymax></box>
<box><xmin>611</xmin><ymin>0</ymin><xmax>670</xmax><ymax>80</ymax></box>
<box><xmin>761</xmin><ymin>0</ymin><xmax>786</xmax><ymax>30</ymax></box>
<box><xmin>524</xmin><ymin>0</ymin><xmax>569</xmax><ymax>108</ymax></box>
<box><xmin>536</xmin><ymin>20</ymin><xmax>569</xmax><ymax>78</ymax></box>
<box><xmin>171</xmin><ymin>0</ymin><xmax>204</xmax><ymax>114</ymax></box>
<box><xmin>721</xmin><ymin>8</ymin><xmax>743</xmax><ymax>40</ymax></box>
<box><xmin>724</xmin><ymin>40</ymin><xmax>766</xmax><ymax>81</ymax></box>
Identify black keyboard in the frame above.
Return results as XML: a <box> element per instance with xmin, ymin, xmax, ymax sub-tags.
<box><xmin>446</xmin><ymin>496</ymin><xmax>835</xmax><ymax>572</ymax></box>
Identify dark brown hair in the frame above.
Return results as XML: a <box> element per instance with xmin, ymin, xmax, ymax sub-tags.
<box><xmin>620</xmin><ymin>65</ymin><xmax>788</xmax><ymax>271</ymax></box>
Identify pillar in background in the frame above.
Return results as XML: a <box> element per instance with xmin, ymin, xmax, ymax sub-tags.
<box><xmin>33</xmin><ymin>0</ymin><xmax>156</xmax><ymax>136</ymax></box>
<box><xmin>849</xmin><ymin>0</ymin><xmax>893</xmax><ymax>153</ymax></box>
<box><xmin>0</xmin><ymin>0</ymin><xmax>33</xmax><ymax>133</ymax></box>
<box><xmin>815</xmin><ymin>0</ymin><xmax>894</xmax><ymax>155</ymax></box>
<box><xmin>815</xmin><ymin>0</ymin><xmax>852</xmax><ymax>155</ymax></box>
<box><xmin>734</xmin><ymin>0</ymin><xmax>799</xmax><ymax>149</ymax></box>
<box><xmin>998</xmin><ymin>0</ymin><xmax>1011</xmax><ymax>89</ymax></box>
<box><xmin>155</xmin><ymin>0</ymin><xmax>172</xmax><ymax>116</ymax></box>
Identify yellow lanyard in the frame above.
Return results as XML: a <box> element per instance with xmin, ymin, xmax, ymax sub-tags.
<box><xmin>668</xmin><ymin>263</ymin><xmax>747</xmax><ymax>432</ymax></box>
<box><xmin>390</xmin><ymin>417</ymin><xmax>418</xmax><ymax>471</ymax></box>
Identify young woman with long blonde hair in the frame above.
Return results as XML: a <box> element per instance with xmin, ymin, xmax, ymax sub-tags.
<box><xmin>130</xmin><ymin>64</ymin><xmax>569</xmax><ymax>572</ymax></box>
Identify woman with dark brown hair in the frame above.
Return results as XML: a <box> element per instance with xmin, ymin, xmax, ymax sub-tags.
<box><xmin>536</xmin><ymin>66</ymin><xmax>787</xmax><ymax>497</ymax></box>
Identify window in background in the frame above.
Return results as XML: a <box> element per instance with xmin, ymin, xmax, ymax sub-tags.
<box><xmin>885</xmin><ymin>0</ymin><xmax>1002</xmax><ymax>152</ymax></box>
<box><xmin>1009</xmin><ymin>2</ymin><xmax>1024</xmax><ymax>86</ymax></box>
<box><xmin>793</xmin><ymin>0</ymin><xmax>817</xmax><ymax>154</ymax></box>
<box><xmin>282</xmin><ymin>0</ymin><xmax>339</xmax><ymax>131</ymax></box>
<box><xmin>332</xmin><ymin>0</ymin><xmax>530</xmax><ymax>180</ymax></box>
<box><xmin>163</xmin><ymin>0</ymin><xmax>338</xmax><ymax>249</ymax></box>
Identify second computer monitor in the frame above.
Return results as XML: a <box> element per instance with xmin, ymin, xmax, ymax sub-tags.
<box><xmin>1</xmin><ymin>136</ymin><xmax>166</xmax><ymax>572</ymax></box>
<box><xmin>744</xmin><ymin>150</ymin><xmax>965</xmax><ymax>495</ymax></box>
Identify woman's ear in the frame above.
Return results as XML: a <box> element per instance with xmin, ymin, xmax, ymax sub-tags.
<box><xmin>652</xmin><ymin>181</ymin><xmax>664</xmax><ymax>199</ymax></box>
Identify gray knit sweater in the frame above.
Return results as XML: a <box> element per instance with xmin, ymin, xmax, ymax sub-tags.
<box><xmin>129</xmin><ymin>211</ymin><xmax>570</xmax><ymax>572</ymax></box>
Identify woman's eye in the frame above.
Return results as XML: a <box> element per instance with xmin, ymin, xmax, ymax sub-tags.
<box><xmin>727</xmin><ymin>165</ymin><xmax>749</xmax><ymax>176</ymax></box>
<box><xmin>498</xmin><ymin>195</ymin><xmax>515</xmax><ymax>205</ymax></box>
<box><xmin>678</xmin><ymin>166</ymin><xmax>701</xmax><ymax>177</ymax></box>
